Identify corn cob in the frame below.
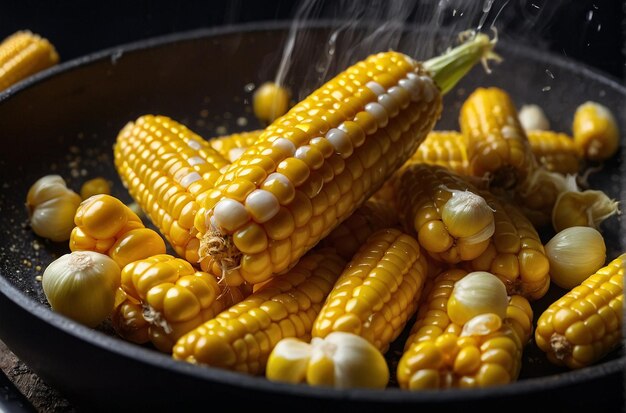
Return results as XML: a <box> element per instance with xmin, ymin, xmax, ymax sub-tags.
<box><xmin>318</xmin><ymin>200</ymin><xmax>398</xmax><ymax>260</ymax></box>
<box><xmin>0</xmin><ymin>31</ymin><xmax>59</xmax><ymax>91</ymax></box>
<box><xmin>313</xmin><ymin>228</ymin><xmax>428</xmax><ymax>352</ymax></box>
<box><xmin>395</xmin><ymin>164</ymin><xmax>495</xmax><ymax>264</ymax></box>
<box><xmin>460</xmin><ymin>87</ymin><xmax>536</xmax><ymax>189</ymax></box>
<box><xmin>185</xmin><ymin>35</ymin><xmax>497</xmax><ymax>286</ymax></box>
<box><xmin>397</xmin><ymin>269</ymin><xmax>533</xmax><ymax>389</ymax></box>
<box><xmin>70</xmin><ymin>194</ymin><xmax>166</xmax><ymax>268</ymax></box>
<box><xmin>466</xmin><ymin>192</ymin><xmax>550</xmax><ymax>300</ymax></box>
<box><xmin>409</xmin><ymin>130</ymin><xmax>470</xmax><ymax>175</ymax></box>
<box><xmin>112</xmin><ymin>254</ymin><xmax>242</xmax><ymax>352</ymax></box>
<box><xmin>172</xmin><ymin>249</ymin><xmax>346</xmax><ymax>374</ymax></box>
<box><xmin>572</xmin><ymin>101</ymin><xmax>620</xmax><ymax>161</ymax></box>
<box><xmin>210</xmin><ymin>130</ymin><xmax>264</xmax><ymax>162</ymax></box>
<box><xmin>535</xmin><ymin>254</ymin><xmax>624</xmax><ymax>369</ymax></box>
<box><xmin>114</xmin><ymin>115</ymin><xmax>230</xmax><ymax>268</ymax></box>
<box><xmin>527</xmin><ymin>130</ymin><xmax>581</xmax><ymax>174</ymax></box>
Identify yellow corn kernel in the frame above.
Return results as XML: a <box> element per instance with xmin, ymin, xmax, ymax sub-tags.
<box><xmin>0</xmin><ymin>30</ymin><xmax>59</xmax><ymax>91</ymax></box>
<box><xmin>397</xmin><ymin>269</ymin><xmax>533</xmax><ymax>389</ymax></box>
<box><xmin>172</xmin><ymin>249</ymin><xmax>346</xmax><ymax>374</ymax></box>
<box><xmin>313</xmin><ymin>228</ymin><xmax>428</xmax><ymax>352</ymax></box>
<box><xmin>318</xmin><ymin>200</ymin><xmax>398</xmax><ymax>259</ymax></box>
<box><xmin>112</xmin><ymin>254</ymin><xmax>241</xmax><ymax>352</ymax></box>
<box><xmin>527</xmin><ymin>131</ymin><xmax>581</xmax><ymax>174</ymax></box>
<box><xmin>409</xmin><ymin>130</ymin><xmax>469</xmax><ymax>175</ymax></box>
<box><xmin>113</xmin><ymin>115</ymin><xmax>229</xmax><ymax>264</ymax></box>
<box><xmin>572</xmin><ymin>101</ymin><xmax>620</xmax><ymax>161</ymax></box>
<box><xmin>253</xmin><ymin>82</ymin><xmax>291</xmax><ymax>124</ymax></box>
<box><xmin>70</xmin><ymin>194</ymin><xmax>166</xmax><ymax>267</ymax></box>
<box><xmin>466</xmin><ymin>192</ymin><xmax>550</xmax><ymax>301</ymax></box>
<box><xmin>395</xmin><ymin>164</ymin><xmax>495</xmax><ymax>264</ymax></box>
<box><xmin>460</xmin><ymin>87</ymin><xmax>536</xmax><ymax>189</ymax></box>
<box><xmin>535</xmin><ymin>254</ymin><xmax>624</xmax><ymax>369</ymax></box>
<box><xmin>80</xmin><ymin>177</ymin><xmax>111</xmax><ymax>200</ymax></box>
<box><xmin>210</xmin><ymin>130</ymin><xmax>264</xmax><ymax>162</ymax></box>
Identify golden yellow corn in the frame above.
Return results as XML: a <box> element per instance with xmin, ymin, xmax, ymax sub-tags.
<box><xmin>114</xmin><ymin>115</ymin><xmax>230</xmax><ymax>266</ymax></box>
<box><xmin>395</xmin><ymin>164</ymin><xmax>495</xmax><ymax>264</ymax></box>
<box><xmin>69</xmin><ymin>194</ymin><xmax>166</xmax><ymax>268</ymax></box>
<box><xmin>112</xmin><ymin>254</ymin><xmax>242</xmax><ymax>352</ymax></box>
<box><xmin>253</xmin><ymin>82</ymin><xmax>291</xmax><ymax>124</ymax></box>
<box><xmin>210</xmin><ymin>130</ymin><xmax>263</xmax><ymax>162</ymax></box>
<box><xmin>397</xmin><ymin>269</ymin><xmax>533</xmax><ymax>389</ymax></box>
<box><xmin>172</xmin><ymin>249</ymin><xmax>346</xmax><ymax>374</ymax></box>
<box><xmin>410</xmin><ymin>130</ymin><xmax>469</xmax><ymax>175</ymax></box>
<box><xmin>460</xmin><ymin>87</ymin><xmax>536</xmax><ymax>189</ymax></box>
<box><xmin>527</xmin><ymin>130</ymin><xmax>581</xmax><ymax>174</ymax></box>
<box><xmin>80</xmin><ymin>177</ymin><xmax>111</xmax><ymax>200</ymax></box>
<box><xmin>535</xmin><ymin>253</ymin><xmax>624</xmax><ymax>369</ymax></box>
<box><xmin>0</xmin><ymin>30</ymin><xmax>59</xmax><ymax>91</ymax></box>
<box><xmin>318</xmin><ymin>200</ymin><xmax>398</xmax><ymax>260</ymax></box>
<box><xmin>466</xmin><ymin>192</ymin><xmax>550</xmax><ymax>300</ymax></box>
<box><xmin>313</xmin><ymin>228</ymin><xmax>428</xmax><ymax>352</ymax></box>
<box><xmin>572</xmin><ymin>101</ymin><xmax>620</xmax><ymax>161</ymax></box>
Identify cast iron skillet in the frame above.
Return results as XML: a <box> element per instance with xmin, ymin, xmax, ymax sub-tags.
<box><xmin>0</xmin><ymin>22</ymin><xmax>624</xmax><ymax>412</ymax></box>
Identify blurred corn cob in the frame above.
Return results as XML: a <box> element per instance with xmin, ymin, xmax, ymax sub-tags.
<box><xmin>172</xmin><ymin>249</ymin><xmax>346</xmax><ymax>374</ymax></box>
<box><xmin>112</xmin><ymin>254</ymin><xmax>242</xmax><ymax>352</ymax></box>
<box><xmin>535</xmin><ymin>253</ymin><xmax>624</xmax><ymax>369</ymax></box>
<box><xmin>573</xmin><ymin>101</ymin><xmax>620</xmax><ymax>161</ymax></box>
<box><xmin>397</xmin><ymin>269</ymin><xmax>532</xmax><ymax>389</ymax></box>
<box><xmin>527</xmin><ymin>131</ymin><xmax>581</xmax><ymax>174</ymax></box>
<box><xmin>0</xmin><ymin>30</ymin><xmax>59</xmax><ymax>91</ymax></box>
<box><xmin>395</xmin><ymin>164</ymin><xmax>495</xmax><ymax>264</ymax></box>
<box><xmin>210</xmin><ymin>130</ymin><xmax>263</xmax><ymax>162</ymax></box>
<box><xmin>114</xmin><ymin>115</ymin><xmax>230</xmax><ymax>267</ymax></box>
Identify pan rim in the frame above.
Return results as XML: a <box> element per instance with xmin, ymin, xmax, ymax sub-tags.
<box><xmin>0</xmin><ymin>20</ymin><xmax>624</xmax><ymax>404</ymax></box>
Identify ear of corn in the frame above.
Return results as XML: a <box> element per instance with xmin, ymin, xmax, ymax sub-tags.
<box><xmin>313</xmin><ymin>228</ymin><xmax>428</xmax><ymax>353</ymax></box>
<box><xmin>460</xmin><ymin>87</ymin><xmax>536</xmax><ymax>189</ymax></box>
<box><xmin>466</xmin><ymin>192</ymin><xmax>550</xmax><ymax>300</ymax></box>
<box><xmin>535</xmin><ymin>253</ymin><xmax>624</xmax><ymax>369</ymax></box>
<box><xmin>395</xmin><ymin>164</ymin><xmax>495</xmax><ymax>264</ymax></box>
<box><xmin>397</xmin><ymin>269</ymin><xmax>533</xmax><ymax>389</ymax></box>
<box><xmin>410</xmin><ymin>130</ymin><xmax>470</xmax><ymax>175</ymax></box>
<box><xmin>318</xmin><ymin>200</ymin><xmax>398</xmax><ymax>260</ymax></box>
<box><xmin>572</xmin><ymin>101</ymin><xmax>620</xmax><ymax>161</ymax></box>
<box><xmin>69</xmin><ymin>194</ymin><xmax>166</xmax><ymax>268</ymax></box>
<box><xmin>210</xmin><ymin>130</ymin><xmax>264</xmax><ymax>162</ymax></box>
<box><xmin>0</xmin><ymin>30</ymin><xmax>59</xmax><ymax>91</ymax></box>
<box><xmin>114</xmin><ymin>115</ymin><xmax>230</xmax><ymax>267</ymax></box>
<box><xmin>527</xmin><ymin>131</ymin><xmax>581</xmax><ymax>175</ymax></box>
<box><xmin>172</xmin><ymin>249</ymin><xmax>346</xmax><ymax>374</ymax></box>
<box><xmin>112</xmin><ymin>254</ymin><xmax>242</xmax><ymax>352</ymax></box>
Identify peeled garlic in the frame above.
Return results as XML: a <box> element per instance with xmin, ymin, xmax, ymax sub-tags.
<box><xmin>266</xmin><ymin>332</ymin><xmax>389</xmax><ymax>389</ymax></box>
<box><xmin>440</xmin><ymin>188</ymin><xmax>495</xmax><ymax>244</ymax></box>
<box><xmin>518</xmin><ymin>104</ymin><xmax>550</xmax><ymax>131</ymax></box>
<box><xmin>26</xmin><ymin>175</ymin><xmax>82</xmax><ymax>242</ymax></box>
<box><xmin>42</xmin><ymin>251</ymin><xmax>121</xmax><ymax>327</ymax></box>
<box><xmin>545</xmin><ymin>226</ymin><xmax>606</xmax><ymax>289</ymax></box>
<box><xmin>447</xmin><ymin>271</ymin><xmax>508</xmax><ymax>326</ymax></box>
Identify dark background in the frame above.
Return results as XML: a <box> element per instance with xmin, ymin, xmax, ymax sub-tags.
<box><xmin>0</xmin><ymin>0</ymin><xmax>624</xmax><ymax>80</ymax></box>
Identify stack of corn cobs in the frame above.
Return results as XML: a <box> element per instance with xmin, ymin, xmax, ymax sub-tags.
<box><xmin>31</xmin><ymin>32</ymin><xmax>623</xmax><ymax>391</ymax></box>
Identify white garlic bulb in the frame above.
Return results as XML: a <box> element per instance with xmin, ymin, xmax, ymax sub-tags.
<box><xmin>440</xmin><ymin>188</ymin><xmax>495</xmax><ymax>245</ymax></box>
<box><xmin>447</xmin><ymin>271</ymin><xmax>508</xmax><ymax>326</ymax></box>
<box><xmin>42</xmin><ymin>251</ymin><xmax>121</xmax><ymax>327</ymax></box>
<box><xmin>545</xmin><ymin>226</ymin><xmax>606</xmax><ymax>289</ymax></box>
<box><xmin>26</xmin><ymin>175</ymin><xmax>81</xmax><ymax>242</ymax></box>
<box><xmin>519</xmin><ymin>104</ymin><xmax>550</xmax><ymax>131</ymax></box>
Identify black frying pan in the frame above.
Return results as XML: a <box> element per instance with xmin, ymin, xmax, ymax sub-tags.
<box><xmin>0</xmin><ymin>22</ymin><xmax>624</xmax><ymax>411</ymax></box>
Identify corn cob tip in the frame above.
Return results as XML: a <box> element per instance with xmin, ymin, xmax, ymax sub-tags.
<box><xmin>198</xmin><ymin>227</ymin><xmax>242</xmax><ymax>278</ymax></box>
<box><xmin>423</xmin><ymin>31</ymin><xmax>501</xmax><ymax>95</ymax></box>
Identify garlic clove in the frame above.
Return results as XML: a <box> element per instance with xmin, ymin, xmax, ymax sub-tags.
<box><xmin>266</xmin><ymin>337</ymin><xmax>312</xmax><ymax>384</ymax></box>
<box><xmin>29</xmin><ymin>192</ymin><xmax>82</xmax><ymax>242</ymax></box>
<box><xmin>440</xmin><ymin>188</ymin><xmax>495</xmax><ymax>243</ymax></box>
<box><xmin>447</xmin><ymin>271</ymin><xmax>508</xmax><ymax>326</ymax></box>
<box><xmin>518</xmin><ymin>104</ymin><xmax>550</xmax><ymax>132</ymax></box>
<box><xmin>545</xmin><ymin>226</ymin><xmax>606</xmax><ymax>289</ymax></box>
<box><xmin>552</xmin><ymin>188</ymin><xmax>619</xmax><ymax>232</ymax></box>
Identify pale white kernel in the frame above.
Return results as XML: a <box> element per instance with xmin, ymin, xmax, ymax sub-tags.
<box><xmin>366</xmin><ymin>81</ymin><xmax>385</xmax><ymax>96</ymax></box>
<box><xmin>338</xmin><ymin>122</ymin><xmax>365</xmax><ymax>148</ymax></box>
<box><xmin>187</xmin><ymin>156</ymin><xmax>206</xmax><ymax>166</ymax></box>
<box><xmin>406</xmin><ymin>72</ymin><xmax>419</xmax><ymax>80</ymax></box>
<box><xmin>178</xmin><ymin>172</ymin><xmax>202</xmax><ymax>189</ymax></box>
<box><xmin>262</xmin><ymin>172</ymin><xmax>294</xmax><ymax>203</ymax></box>
<box><xmin>228</xmin><ymin>147</ymin><xmax>246</xmax><ymax>162</ymax></box>
<box><xmin>219</xmin><ymin>165</ymin><xmax>229</xmax><ymax>174</ymax></box>
<box><xmin>387</xmin><ymin>86</ymin><xmax>410</xmax><ymax>109</ymax></box>
<box><xmin>364</xmin><ymin>102</ymin><xmax>389</xmax><ymax>128</ymax></box>
<box><xmin>377</xmin><ymin>93</ymin><xmax>400</xmax><ymax>117</ymax></box>
<box><xmin>272</xmin><ymin>137</ymin><xmax>296</xmax><ymax>156</ymax></box>
<box><xmin>245</xmin><ymin>189</ymin><xmax>280</xmax><ymax>223</ymax></box>
<box><xmin>419</xmin><ymin>75</ymin><xmax>436</xmax><ymax>102</ymax></box>
<box><xmin>326</xmin><ymin>128</ymin><xmax>353</xmax><ymax>158</ymax></box>
<box><xmin>187</xmin><ymin>140</ymin><xmax>202</xmax><ymax>150</ymax></box>
<box><xmin>398</xmin><ymin>77</ymin><xmax>422</xmax><ymax>102</ymax></box>
<box><xmin>213</xmin><ymin>198</ymin><xmax>250</xmax><ymax>231</ymax></box>
<box><xmin>294</xmin><ymin>146</ymin><xmax>311</xmax><ymax>161</ymax></box>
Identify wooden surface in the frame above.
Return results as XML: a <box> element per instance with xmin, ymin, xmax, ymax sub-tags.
<box><xmin>0</xmin><ymin>340</ymin><xmax>75</xmax><ymax>413</ymax></box>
